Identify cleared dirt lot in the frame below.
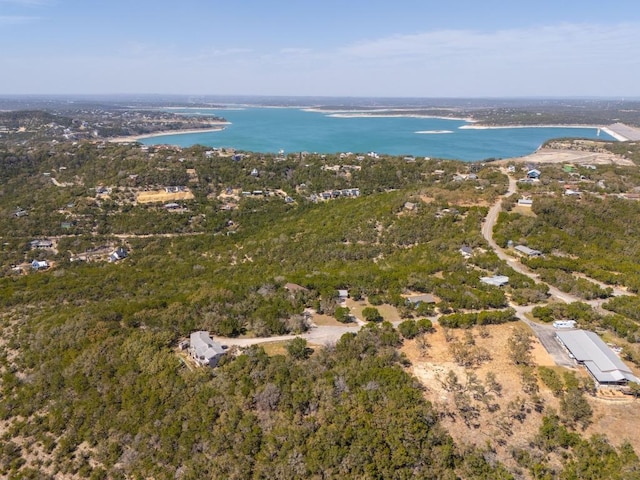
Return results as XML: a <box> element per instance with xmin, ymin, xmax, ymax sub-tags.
<box><xmin>136</xmin><ymin>189</ymin><xmax>195</xmax><ymax>204</ymax></box>
<box><xmin>402</xmin><ymin>322</ymin><xmax>640</xmax><ymax>472</ymax></box>
<box><xmin>498</xmin><ymin>145</ymin><xmax>634</xmax><ymax>166</ymax></box>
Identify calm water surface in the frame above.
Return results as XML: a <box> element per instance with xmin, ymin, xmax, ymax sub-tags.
<box><xmin>140</xmin><ymin>107</ymin><xmax>613</xmax><ymax>161</ymax></box>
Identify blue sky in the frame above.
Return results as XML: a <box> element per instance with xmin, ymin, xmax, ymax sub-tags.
<box><xmin>1</xmin><ymin>0</ymin><xmax>640</xmax><ymax>97</ymax></box>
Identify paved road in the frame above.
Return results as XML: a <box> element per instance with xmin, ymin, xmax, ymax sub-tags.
<box><xmin>509</xmin><ymin>304</ymin><xmax>574</xmax><ymax>367</ymax></box>
<box><xmin>524</xmin><ymin>320</ymin><xmax>575</xmax><ymax>368</ymax></box>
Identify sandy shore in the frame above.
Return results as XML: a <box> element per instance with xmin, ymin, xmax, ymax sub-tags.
<box><xmin>301</xmin><ymin>107</ymin><xmax>474</xmax><ymax>122</ymax></box>
<box><xmin>463</xmin><ymin>123</ymin><xmax>637</xmax><ymax>142</ymax></box>
<box><xmin>415</xmin><ymin>130</ymin><xmax>454</xmax><ymax>134</ymax></box>
<box><xmin>107</xmin><ymin>124</ymin><xmax>229</xmax><ymax>143</ymax></box>
<box><xmin>325</xmin><ymin>113</ymin><xmax>473</xmax><ymax>121</ymax></box>
<box><xmin>459</xmin><ymin>124</ymin><xmax>603</xmax><ymax>130</ymax></box>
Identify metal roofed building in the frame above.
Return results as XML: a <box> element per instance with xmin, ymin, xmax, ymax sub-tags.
<box><xmin>514</xmin><ymin>245</ymin><xmax>542</xmax><ymax>257</ymax></box>
<box><xmin>405</xmin><ymin>293</ymin><xmax>437</xmax><ymax>305</ymax></box>
<box><xmin>189</xmin><ymin>331</ymin><xmax>226</xmax><ymax>367</ymax></box>
<box><xmin>480</xmin><ymin>275</ymin><xmax>509</xmax><ymax>287</ymax></box>
<box><xmin>556</xmin><ymin>330</ymin><xmax>640</xmax><ymax>386</ymax></box>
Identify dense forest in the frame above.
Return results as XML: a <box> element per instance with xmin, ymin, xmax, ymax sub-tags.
<box><xmin>2</xmin><ymin>138</ymin><xmax>640</xmax><ymax>477</ymax></box>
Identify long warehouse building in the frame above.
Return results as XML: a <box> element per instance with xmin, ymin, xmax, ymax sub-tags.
<box><xmin>556</xmin><ymin>329</ymin><xmax>639</xmax><ymax>386</ymax></box>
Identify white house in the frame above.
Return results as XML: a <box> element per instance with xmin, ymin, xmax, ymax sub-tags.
<box><xmin>109</xmin><ymin>247</ymin><xmax>128</xmax><ymax>262</ymax></box>
<box><xmin>31</xmin><ymin>260</ymin><xmax>49</xmax><ymax>270</ymax></box>
<box><xmin>480</xmin><ymin>275</ymin><xmax>509</xmax><ymax>287</ymax></box>
<box><xmin>189</xmin><ymin>331</ymin><xmax>226</xmax><ymax>367</ymax></box>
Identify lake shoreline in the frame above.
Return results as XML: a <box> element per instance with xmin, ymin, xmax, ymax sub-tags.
<box><xmin>120</xmin><ymin>107</ymin><xmax>623</xmax><ymax>160</ymax></box>
<box><xmin>107</xmin><ymin>124</ymin><xmax>229</xmax><ymax>143</ymax></box>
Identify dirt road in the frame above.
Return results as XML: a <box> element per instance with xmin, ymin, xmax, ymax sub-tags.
<box><xmin>213</xmin><ymin>324</ymin><xmax>361</xmax><ymax>348</ymax></box>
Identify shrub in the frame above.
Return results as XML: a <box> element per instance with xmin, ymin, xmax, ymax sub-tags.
<box><xmin>334</xmin><ymin>306</ymin><xmax>351</xmax><ymax>323</ymax></box>
<box><xmin>398</xmin><ymin>320</ymin><xmax>419</xmax><ymax>339</ymax></box>
<box><xmin>362</xmin><ymin>307</ymin><xmax>383</xmax><ymax>323</ymax></box>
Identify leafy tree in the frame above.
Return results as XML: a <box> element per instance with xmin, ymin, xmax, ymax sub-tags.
<box><xmin>362</xmin><ymin>306</ymin><xmax>383</xmax><ymax>323</ymax></box>
<box><xmin>538</xmin><ymin>367</ymin><xmax>564</xmax><ymax>396</ymax></box>
<box><xmin>560</xmin><ymin>388</ymin><xmax>593</xmax><ymax>429</ymax></box>
<box><xmin>398</xmin><ymin>319</ymin><xmax>419</xmax><ymax>339</ymax></box>
<box><xmin>286</xmin><ymin>337</ymin><xmax>310</xmax><ymax>360</ymax></box>
<box><xmin>416</xmin><ymin>317</ymin><xmax>434</xmax><ymax>332</ymax></box>
<box><xmin>334</xmin><ymin>306</ymin><xmax>351</xmax><ymax>323</ymax></box>
<box><xmin>628</xmin><ymin>381</ymin><xmax>640</xmax><ymax>398</ymax></box>
<box><xmin>508</xmin><ymin>329</ymin><xmax>533</xmax><ymax>366</ymax></box>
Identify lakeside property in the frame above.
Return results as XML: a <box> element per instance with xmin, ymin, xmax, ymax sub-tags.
<box><xmin>109</xmin><ymin>124</ymin><xmax>229</xmax><ymax>144</ymax></box>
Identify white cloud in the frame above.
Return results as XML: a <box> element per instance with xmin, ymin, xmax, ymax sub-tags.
<box><xmin>305</xmin><ymin>22</ymin><xmax>640</xmax><ymax>96</ymax></box>
<box><xmin>339</xmin><ymin>22</ymin><xmax>640</xmax><ymax>64</ymax></box>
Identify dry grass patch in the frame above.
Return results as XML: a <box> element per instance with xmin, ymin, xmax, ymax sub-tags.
<box><xmin>136</xmin><ymin>189</ymin><xmax>194</xmax><ymax>204</ymax></box>
<box><xmin>260</xmin><ymin>341</ymin><xmax>290</xmax><ymax>356</ymax></box>
<box><xmin>404</xmin><ymin>323</ymin><xmax>560</xmax><ymax>471</ymax></box>
<box><xmin>512</xmin><ymin>205</ymin><xmax>537</xmax><ymax>216</ymax></box>
<box><xmin>311</xmin><ymin>313</ymin><xmax>346</xmax><ymax>327</ymax></box>
<box><xmin>344</xmin><ymin>298</ymin><xmax>402</xmax><ymax>324</ymax></box>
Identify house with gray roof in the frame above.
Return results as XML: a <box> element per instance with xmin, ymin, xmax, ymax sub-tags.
<box><xmin>30</xmin><ymin>239</ymin><xmax>53</xmax><ymax>249</ymax></box>
<box><xmin>556</xmin><ymin>329</ymin><xmax>639</xmax><ymax>387</ymax></box>
<box><xmin>527</xmin><ymin>169</ymin><xmax>541</xmax><ymax>179</ymax></box>
<box><xmin>284</xmin><ymin>282</ymin><xmax>308</xmax><ymax>293</ymax></box>
<box><xmin>514</xmin><ymin>245</ymin><xmax>542</xmax><ymax>257</ymax></box>
<box><xmin>109</xmin><ymin>247</ymin><xmax>128</xmax><ymax>262</ymax></box>
<box><xmin>31</xmin><ymin>260</ymin><xmax>49</xmax><ymax>271</ymax></box>
<box><xmin>189</xmin><ymin>331</ymin><xmax>226</xmax><ymax>367</ymax></box>
<box><xmin>480</xmin><ymin>275</ymin><xmax>509</xmax><ymax>287</ymax></box>
<box><xmin>405</xmin><ymin>294</ymin><xmax>436</xmax><ymax>306</ymax></box>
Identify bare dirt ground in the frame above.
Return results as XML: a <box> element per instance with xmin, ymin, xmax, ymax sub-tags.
<box><xmin>136</xmin><ymin>189</ymin><xmax>195</xmax><ymax>204</ymax></box>
<box><xmin>402</xmin><ymin>322</ymin><xmax>640</xmax><ymax>475</ymax></box>
<box><xmin>497</xmin><ymin>145</ymin><xmax>634</xmax><ymax>166</ymax></box>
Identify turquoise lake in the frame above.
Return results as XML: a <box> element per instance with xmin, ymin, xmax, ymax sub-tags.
<box><xmin>140</xmin><ymin>107</ymin><xmax>615</xmax><ymax>162</ymax></box>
